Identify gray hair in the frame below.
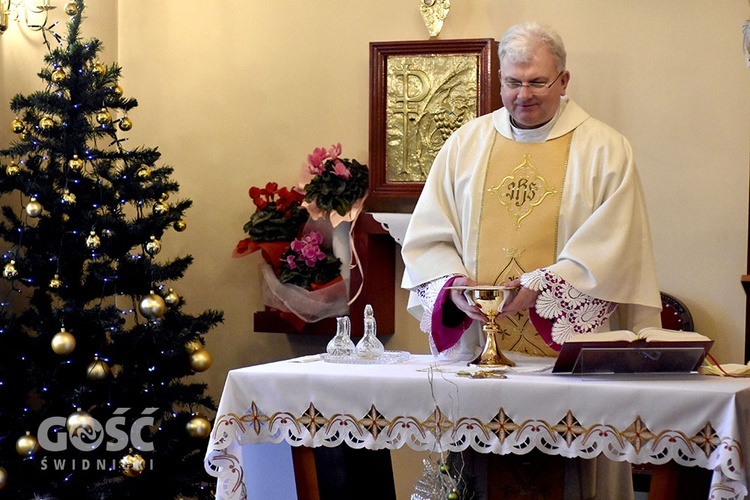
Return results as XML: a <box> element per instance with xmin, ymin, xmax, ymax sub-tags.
<box><xmin>498</xmin><ymin>21</ymin><xmax>567</xmax><ymax>72</ymax></box>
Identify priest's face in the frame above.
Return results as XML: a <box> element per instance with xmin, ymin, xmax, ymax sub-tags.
<box><xmin>500</xmin><ymin>44</ymin><xmax>569</xmax><ymax>129</ymax></box>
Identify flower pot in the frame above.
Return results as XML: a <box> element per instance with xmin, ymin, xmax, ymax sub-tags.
<box><xmin>233</xmin><ymin>239</ymin><xmax>291</xmax><ymax>274</ymax></box>
<box><xmin>259</xmin><ymin>262</ymin><xmax>348</xmax><ymax>324</ymax></box>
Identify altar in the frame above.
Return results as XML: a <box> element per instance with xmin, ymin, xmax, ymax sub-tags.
<box><xmin>204</xmin><ymin>352</ymin><xmax>750</xmax><ymax>499</ymax></box>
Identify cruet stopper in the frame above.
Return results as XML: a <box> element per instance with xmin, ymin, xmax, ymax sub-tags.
<box><xmin>356</xmin><ymin>304</ymin><xmax>384</xmax><ymax>359</ymax></box>
<box><xmin>326</xmin><ymin>316</ymin><xmax>355</xmax><ymax>357</ymax></box>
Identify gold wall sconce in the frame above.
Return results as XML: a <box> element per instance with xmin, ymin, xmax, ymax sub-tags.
<box><xmin>0</xmin><ymin>0</ymin><xmax>56</xmax><ymax>36</ymax></box>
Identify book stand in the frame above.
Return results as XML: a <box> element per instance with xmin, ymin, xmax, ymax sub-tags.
<box><xmin>564</xmin><ymin>346</ymin><xmax>708</xmax><ymax>374</ymax></box>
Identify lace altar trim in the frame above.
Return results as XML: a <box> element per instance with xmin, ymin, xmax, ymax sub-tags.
<box><xmin>205</xmin><ymin>403</ymin><xmax>746</xmax><ymax>500</ymax></box>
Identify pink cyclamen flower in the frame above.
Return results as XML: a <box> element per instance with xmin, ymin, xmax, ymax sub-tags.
<box><xmin>301</xmin><ymin>245</ymin><xmax>325</xmax><ymax>267</ymax></box>
<box><xmin>290</xmin><ymin>238</ymin><xmax>304</xmax><ymax>253</ymax></box>
<box><xmin>332</xmin><ymin>160</ymin><xmax>351</xmax><ymax>180</ymax></box>
<box><xmin>307</xmin><ymin>163</ymin><xmax>325</xmax><ymax>176</ymax></box>
<box><xmin>304</xmin><ymin>231</ymin><xmax>323</xmax><ymax>246</ymax></box>
<box><xmin>307</xmin><ymin>147</ymin><xmax>330</xmax><ymax>169</ymax></box>
<box><xmin>328</xmin><ymin>143</ymin><xmax>342</xmax><ymax>161</ymax></box>
<box><xmin>285</xmin><ymin>255</ymin><xmax>297</xmax><ymax>269</ymax></box>
<box><xmin>290</xmin><ymin>232</ymin><xmax>326</xmax><ymax>267</ymax></box>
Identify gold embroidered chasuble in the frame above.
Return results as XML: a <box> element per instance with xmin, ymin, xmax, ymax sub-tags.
<box><xmin>476</xmin><ymin>132</ymin><xmax>573</xmax><ymax>356</ymax></box>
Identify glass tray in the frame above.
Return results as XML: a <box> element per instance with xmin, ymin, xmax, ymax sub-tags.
<box><xmin>321</xmin><ymin>350</ymin><xmax>411</xmax><ymax>365</ymax></box>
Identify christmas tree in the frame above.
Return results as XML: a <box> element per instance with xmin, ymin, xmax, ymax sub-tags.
<box><xmin>0</xmin><ymin>1</ymin><xmax>223</xmax><ymax>497</ymax></box>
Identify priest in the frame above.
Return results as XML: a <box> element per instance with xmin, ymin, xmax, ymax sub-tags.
<box><xmin>402</xmin><ymin>21</ymin><xmax>662</xmax><ymax>360</ymax></box>
<box><xmin>401</xmin><ymin>21</ymin><xmax>663</xmax><ymax>499</ymax></box>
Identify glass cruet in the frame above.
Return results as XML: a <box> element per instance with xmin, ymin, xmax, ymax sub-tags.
<box><xmin>326</xmin><ymin>316</ymin><xmax>356</xmax><ymax>358</ymax></box>
<box><xmin>356</xmin><ymin>304</ymin><xmax>384</xmax><ymax>359</ymax></box>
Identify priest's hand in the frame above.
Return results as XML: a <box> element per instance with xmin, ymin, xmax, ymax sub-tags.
<box><xmin>497</xmin><ymin>278</ymin><xmax>540</xmax><ymax>319</ymax></box>
<box><xmin>447</xmin><ymin>276</ymin><xmax>488</xmax><ymax>323</ymax></box>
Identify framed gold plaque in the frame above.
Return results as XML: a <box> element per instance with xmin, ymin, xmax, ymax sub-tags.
<box><xmin>367</xmin><ymin>39</ymin><xmax>501</xmax><ymax>211</ymax></box>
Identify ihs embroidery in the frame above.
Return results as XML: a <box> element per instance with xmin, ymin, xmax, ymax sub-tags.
<box><xmin>488</xmin><ymin>154</ymin><xmax>557</xmax><ymax>228</ymax></box>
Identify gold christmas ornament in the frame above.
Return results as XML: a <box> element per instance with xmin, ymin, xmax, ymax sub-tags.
<box><xmin>25</xmin><ymin>197</ymin><xmax>43</xmax><ymax>218</ymax></box>
<box><xmin>68</xmin><ymin>155</ymin><xmax>84</xmax><ymax>171</ymax></box>
<box><xmin>92</xmin><ymin>62</ymin><xmax>106</xmax><ymax>77</ymax></box>
<box><xmin>120</xmin><ymin>449</ymin><xmax>146</xmax><ymax>478</ymax></box>
<box><xmin>118</xmin><ymin>116</ymin><xmax>133</xmax><ymax>131</ymax></box>
<box><xmin>159</xmin><ymin>192</ymin><xmax>169</xmax><ymax>201</ymax></box>
<box><xmin>49</xmin><ymin>274</ymin><xmax>63</xmax><ymax>288</ymax></box>
<box><xmin>66</xmin><ymin>408</ymin><xmax>95</xmax><ymax>434</ymax></box>
<box><xmin>51</xmin><ymin>68</ymin><xmax>67</xmax><ymax>84</ymax></box>
<box><xmin>164</xmin><ymin>288</ymin><xmax>181</xmax><ymax>307</ymax></box>
<box><xmin>39</xmin><ymin>117</ymin><xmax>54</xmax><ymax>130</ymax></box>
<box><xmin>19</xmin><ymin>132</ymin><xmax>29</xmax><ymax>142</ymax></box>
<box><xmin>0</xmin><ymin>466</ymin><xmax>7</xmax><ymax>490</ymax></box>
<box><xmin>6</xmin><ymin>161</ymin><xmax>20</xmax><ymax>176</ymax></box>
<box><xmin>85</xmin><ymin>230</ymin><xmax>101</xmax><ymax>250</ymax></box>
<box><xmin>86</xmin><ymin>357</ymin><xmax>111</xmax><ymax>380</ymax></box>
<box><xmin>95</xmin><ymin>108</ymin><xmax>112</xmax><ymax>125</ymax></box>
<box><xmin>16</xmin><ymin>432</ymin><xmax>39</xmax><ymax>457</ymax></box>
<box><xmin>139</xmin><ymin>291</ymin><xmax>166</xmax><ymax>320</ymax></box>
<box><xmin>152</xmin><ymin>201</ymin><xmax>169</xmax><ymax>216</ymax></box>
<box><xmin>111</xmin><ymin>84</ymin><xmax>124</xmax><ymax>97</ymax></box>
<box><xmin>11</xmin><ymin>118</ymin><xmax>25</xmax><ymax>134</ymax></box>
<box><xmin>136</xmin><ymin>165</ymin><xmax>151</xmax><ymax>180</ymax></box>
<box><xmin>173</xmin><ymin>219</ymin><xmax>187</xmax><ymax>232</ymax></box>
<box><xmin>185</xmin><ymin>339</ymin><xmax>202</xmax><ymax>353</ymax></box>
<box><xmin>189</xmin><ymin>348</ymin><xmax>213</xmax><ymax>372</ymax></box>
<box><xmin>3</xmin><ymin>261</ymin><xmax>18</xmax><ymax>280</ymax></box>
<box><xmin>62</xmin><ymin>189</ymin><xmax>76</xmax><ymax>205</ymax></box>
<box><xmin>51</xmin><ymin>327</ymin><xmax>76</xmax><ymax>355</ymax></box>
<box><xmin>64</xmin><ymin>1</ymin><xmax>78</xmax><ymax>16</ymax></box>
<box><xmin>186</xmin><ymin>415</ymin><xmax>212</xmax><ymax>439</ymax></box>
<box><xmin>145</xmin><ymin>236</ymin><xmax>162</xmax><ymax>256</ymax></box>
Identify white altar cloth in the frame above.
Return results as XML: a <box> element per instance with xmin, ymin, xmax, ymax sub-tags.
<box><xmin>205</xmin><ymin>353</ymin><xmax>750</xmax><ymax>499</ymax></box>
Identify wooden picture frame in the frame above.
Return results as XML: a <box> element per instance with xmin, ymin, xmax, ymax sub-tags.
<box><xmin>367</xmin><ymin>38</ymin><xmax>501</xmax><ymax>212</ymax></box>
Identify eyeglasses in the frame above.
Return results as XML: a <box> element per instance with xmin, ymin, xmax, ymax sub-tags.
<box><xmin>502</xmin><ymin>71</ymin><xmax>564</xmax><ymax>95</ymax></box>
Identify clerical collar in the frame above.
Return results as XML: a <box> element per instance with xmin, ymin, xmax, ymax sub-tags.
<box><xmin>510</xmin><ymin>106</ymin><xmax>563</xmax><ymax>143</ymax></box>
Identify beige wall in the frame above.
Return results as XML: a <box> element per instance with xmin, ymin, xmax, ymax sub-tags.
<box><xmin>115</xmin><ymin>0</ymin><xmax>750</xmax><ymax>386</ymax></box>
<box><xmin>2</xmin><ymin>1</ymin><xmax>750</xmax><ymax>494</ymax></box>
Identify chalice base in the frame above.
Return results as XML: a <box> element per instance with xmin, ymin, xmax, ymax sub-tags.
<box><xmin>470</xmin><ymin>326</ymin><xmax>516</xmax><ymax>368</ymax></box>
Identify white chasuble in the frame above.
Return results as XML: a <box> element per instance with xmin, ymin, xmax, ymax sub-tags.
<box><xmin>402</xmin><ymin>97</ymin><xmax>663</xmax><ymax>359</ymax></box>
<box><xmin>476</xmin><ymin>133</ymin><xmax>572</xmax><ymax>356</ymax></box>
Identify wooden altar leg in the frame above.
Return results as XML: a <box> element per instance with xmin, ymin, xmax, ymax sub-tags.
<box><xmin>646</xmin><ymin>462</ymin><xmax>711</xmax><ymax>500</ymax></box>
<box><xmin>648</xmin><ymin>463</ymin><xmax>678</xmax><ymax>500</ymax></box>
<box><xmin>291</xmin><ymin>446</ymin><xmax>320</xmax><ymax>500</ymax></box>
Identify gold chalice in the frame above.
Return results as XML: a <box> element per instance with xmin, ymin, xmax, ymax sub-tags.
<box><xmin>469</xmin><ymin>287</ymin><xmax>516</xmax><ymax>367</ymax></box>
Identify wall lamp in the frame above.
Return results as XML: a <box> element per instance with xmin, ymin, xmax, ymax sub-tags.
<box><xmin>0</xmin><ymin>0</ymin><xmax>56</xmax><ymax>36</ymax></box>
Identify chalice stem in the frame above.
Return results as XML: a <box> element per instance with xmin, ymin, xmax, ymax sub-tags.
<box><xmin>472</xmin><ymin>313</ymin><xmax>516</xmax><ymax>367</ymax></box>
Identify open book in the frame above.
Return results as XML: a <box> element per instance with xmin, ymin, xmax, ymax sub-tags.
<box><xmin>552</xmin><ymin>328</ymin><xmax>714</xmax><ymax>374</ymax></box>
